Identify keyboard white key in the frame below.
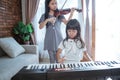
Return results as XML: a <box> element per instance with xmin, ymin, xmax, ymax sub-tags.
<box><xmin>26</xmin><ymin>64</ymin><xmax>32</xmax><ymax>70</ymax></box>
<box><xmin>38</xmin><ymin>65</ymin><xmax>42</xmax><ymax>69</ymax></box>
<box><xmin>56</xmin><ymin>64</ymin><xmax>60</xmax><ymax>68</ymax></box>
<box><xmin>64</xmin><ymin>63</ymin><xmax>68</xmax><ymax>68</ymax></box>
<box><xmin>46</xmin><ymin>64</ymin><xmax>50</xmax><ymax>69</ymax></box>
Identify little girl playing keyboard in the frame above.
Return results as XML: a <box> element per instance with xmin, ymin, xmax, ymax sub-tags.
<box><xmin>56</xmin><ymin>19</ymin><xmax>92</xmax><ymax>63</ymax></box>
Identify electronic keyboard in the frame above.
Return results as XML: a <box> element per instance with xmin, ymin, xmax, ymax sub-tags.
<box><xmin>12</xmin><ymin>60</ymin><xmax>120</xmax><ymax>80</ymax></box>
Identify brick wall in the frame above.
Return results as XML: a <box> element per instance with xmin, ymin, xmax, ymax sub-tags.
<box><xmin>0</xmin><ymin>0</ymin><xmax>22</xmax><ymax>37</ymax></box>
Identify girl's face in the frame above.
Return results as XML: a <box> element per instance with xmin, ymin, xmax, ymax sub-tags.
<box><xmin>49</xmin><ymin>0</ymin><xmax>57</xmax><ymax>11</ymax></box>
<box><xmin>67</xmin><ymin>29</ymin><xmax>78</xmax><ymax>39</ymax></box>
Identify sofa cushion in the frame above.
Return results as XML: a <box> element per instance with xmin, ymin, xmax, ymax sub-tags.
<box><xmin>0</xmin><ymin>53</ymin><xmax>38</xmax><ymax>80</ymax></box>
<box><xmin>0</xmin><ymin>37</ymin><xmax>25</xmax><ymax>58</ymax></box>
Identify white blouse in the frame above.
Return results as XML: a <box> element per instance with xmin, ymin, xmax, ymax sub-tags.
<box><xmin>58</xmin><ymin>39</ymin><xmax>86</xmax><ymax>62</ymax></box>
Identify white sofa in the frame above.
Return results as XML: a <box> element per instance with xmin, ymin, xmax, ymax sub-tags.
<box><xmin>0</xmin><ymin>37</ymin><xmax>39</xmax><ymax>80</ymax></box>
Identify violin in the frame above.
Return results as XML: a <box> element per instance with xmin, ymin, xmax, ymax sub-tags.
<box><xmin>54</xmin><ymin>8</ymin><xmax>82</xmax><ymax>17</ymax></box>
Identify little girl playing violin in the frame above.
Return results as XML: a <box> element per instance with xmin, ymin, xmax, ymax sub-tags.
<box><xmin>39</xmin><ymin>0</ymin><xmax>75</xmax><ymax>63</ymax></box>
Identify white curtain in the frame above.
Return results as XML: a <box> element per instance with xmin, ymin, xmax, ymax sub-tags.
<box><xmin>32</xmin><ymin>0</ymin><xmax>46</xmax><ymax>60</ymax></box>
<box><xmin>83</xmin><ymin>0</ymin><xmax>93</xmax><ymax>59</ymax></box>
<box><xmin>95</xmin><ymin>0</ymin><xmax>120</xmax><ymax>61</ymax></box>
<box><xmin>32</xmin><ymin>0</ymin><xmax>84</xmax><ymax>63</ymax></box>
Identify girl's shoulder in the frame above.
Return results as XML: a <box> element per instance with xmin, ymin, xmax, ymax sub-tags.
<box><xmin>63</xmin><ymin>39</ymin><xmax>80</xmax><ymax>44</ymax></box>
<box><xmin>39</xmin><ymin>14</ymin><xmax>45</xmax><ymax>19</ymax></box>
<box><xmin>75</xmin><ymin>40</ymin><xmax>85</xmax><ymax>49</ymax></box>
<box><xmin>60</xmin><ymin>39</ymin><xmax>69</xmax><ymax>46</ymax></box>
<box><xmin>61</xmin><ymin>39</ymin><xmax>68</xmax><ymax>44</ymax></box>
<box><xmin>39</xmin><ymin>14</ymin><xmax>45</xmax><ymax>23</ymax></box>
<box><xmin>62</xmin><ymin>39</ymin><xmax>75</xmax><ymax>46</ymax></box>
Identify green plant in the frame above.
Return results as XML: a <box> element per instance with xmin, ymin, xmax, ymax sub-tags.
<box><xmin>13</xmin><ymin>21</ymin><xmax>33</xmax><ymax>42</ymax></box>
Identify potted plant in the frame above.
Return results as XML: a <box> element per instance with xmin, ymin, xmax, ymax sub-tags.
<box><xmin>13</xmin><ymin>21</ymin><xmax>33</xmax><ymax>44</ymax></box>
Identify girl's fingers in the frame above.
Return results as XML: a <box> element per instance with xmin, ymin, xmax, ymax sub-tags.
<box><xmin>49</xmin><ymin>17</ymin><xmax>56</xmax><ymax>24</ymax></box>
<box><xmin>71</xmin><ymin>8</ymin><xmax>75</xmax><ymax>14</ymax></box>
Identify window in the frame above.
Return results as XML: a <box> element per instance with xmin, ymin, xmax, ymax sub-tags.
<box><xmin>95</xmin><ymin>0</ymin><xmax>120</xmax><ymax>61</ymax></box>
<box><xmin>57</xmin><ymin>0</ymin><xmax>83</xmax><ymax>38</ymax></box>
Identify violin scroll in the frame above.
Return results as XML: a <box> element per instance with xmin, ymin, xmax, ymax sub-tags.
<box><xmin>75</xmin><ymin>8</ymin><xmax>82</xmax><ymax>13</ymax></box>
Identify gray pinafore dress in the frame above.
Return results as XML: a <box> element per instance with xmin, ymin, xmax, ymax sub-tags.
<box><xmin>39</xmin><ymin>14</ymin><xmax>65</xmax><ymax>51</ymax></box>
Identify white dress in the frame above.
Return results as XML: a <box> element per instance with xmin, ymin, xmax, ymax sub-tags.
<box><xmin>58</xmin><ymin>39</ymin><xmax>86</xmax><ymax>63</ymax></box>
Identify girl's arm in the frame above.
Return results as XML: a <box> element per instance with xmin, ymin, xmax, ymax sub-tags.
<box><xmin>56</xmin><ymin>48</ymin><xmax>65</xmax><ymax>63</ymax></box>
<box><xmin>39</xmin><ymin>19</ymin><xmax>49</xmax><ymax>29</ymax></box>
<box><xmin>81</xmin><ymin>51</ymin><xmax>93</xmax><ymax>62</ymax></box>
<box><xmin>62</xmin><ymin>8</ymin><xmax>75</xmax><ymax>25</ymax></box>
<box><xmin>39</xmin><ymin>17</ymin><xmax>56</xmax><ymax>29</ymax></box>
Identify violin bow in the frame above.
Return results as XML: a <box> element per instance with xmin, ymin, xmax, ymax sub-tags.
<box><xmin>55</xmin><ymin>0</ymin><xmax>67</xmax><ymax>17</ymax></box>
<box><xmin>60</xmin><ymin>0</ymin><xmax>68</xmax><ymax>10</ymax></box>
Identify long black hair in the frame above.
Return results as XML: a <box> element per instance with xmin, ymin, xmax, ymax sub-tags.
<box><xmin>45</xmin><ymin>0</ymin><xmax>51</xmax><ymax>27</ymax></box>
<box><xmin>45</xmin><ymin>0</ymin><xmax>58</xmax><ymax>27</ymax></box>
<box><xmin>63</xmin><ymin>19</ymin><xmax>85</xmax><ymax>48</ymax></box>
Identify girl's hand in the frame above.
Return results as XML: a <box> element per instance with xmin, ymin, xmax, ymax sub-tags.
<box><xmin>65</xmin><ymin>8</ymin><xmax>75</xmax><ymax>24</ymax></box>
<box><xmin>70</xmin><ymin>8</ymin><xmax>75</xmax><ymax>15</ymax></box>
<box><xmin>58</xmin><ymin>57</ymin><xmax>65</xmax><ymax>63</ymax></box>
<box><xmin>47</xmin><ymin>17</ymin><xmax>56</xmax><ymax>25</ymax></box>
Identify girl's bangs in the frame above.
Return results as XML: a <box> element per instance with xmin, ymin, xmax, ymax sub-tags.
<box><xmin>67</xmin><ymin>25</ymin><xmax>77</xmax><ymax>30</ymax></box>
<box><xmin>67</xmin><ymin>25</ymin><xmax>76</xmax><ymax>30</ymax></box>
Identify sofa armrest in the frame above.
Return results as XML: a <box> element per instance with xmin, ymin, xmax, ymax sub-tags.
<box><xmin>21</xmin><ymin>45</ymin><xmax>38</xmax><ymax>55</ymax></box>
<box><xmin>22</xmin><ymin>45</ymin><xmax>39</xmax><ymax>63</ymax></box>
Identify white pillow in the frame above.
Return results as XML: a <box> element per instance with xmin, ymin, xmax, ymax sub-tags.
<box><xmin>0</xmin><ymin>37</ymin><xmax>25</xmax><ymax>58</ymax></box>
